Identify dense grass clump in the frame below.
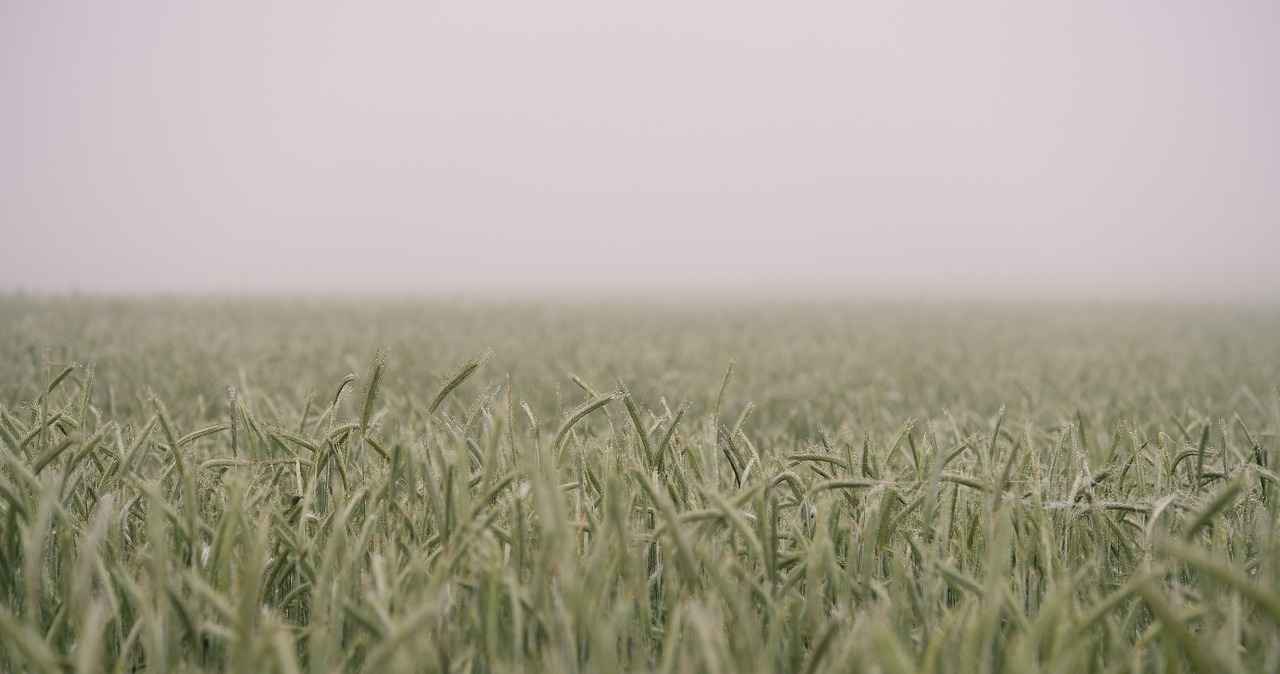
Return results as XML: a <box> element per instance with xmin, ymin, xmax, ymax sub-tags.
<box><xmin>1</xmin><ymin>296</ymin><xmax>1278</xmax><ymax>672</ymax></box>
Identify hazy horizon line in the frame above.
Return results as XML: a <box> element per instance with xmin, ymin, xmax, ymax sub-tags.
<box><xmin>4</xmin><ymin>287</ymin><xmax>1277</xmax><ymax>309</ymax></box>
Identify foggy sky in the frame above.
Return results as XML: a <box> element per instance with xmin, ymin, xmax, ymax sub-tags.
<box><xmin>2</xmin><ymin>2</ymin><xmax>1278</xmax><ymax>300</ymax></box>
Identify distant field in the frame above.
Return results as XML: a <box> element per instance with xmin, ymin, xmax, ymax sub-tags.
<box><xmin>1</xmin><ymin>296</ymin><xmax>1278</xmax><ymax>672</ymax></box>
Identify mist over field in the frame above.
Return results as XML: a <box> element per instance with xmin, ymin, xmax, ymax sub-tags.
<box><xmin>3</xmin><ymin>2</ymin><xmax>1279</xmax><ymax>301</ymax></box>
<box><xmin>4</xmin><ymin>3</ymin><xmax>1280</xmax><ymax>672</ymax></box>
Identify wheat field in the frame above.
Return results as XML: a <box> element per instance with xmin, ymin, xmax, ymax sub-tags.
<box><xmin>1</xmin><ymin>296</ymin><xmax>1278</xmax><ymax>673</ymax></box>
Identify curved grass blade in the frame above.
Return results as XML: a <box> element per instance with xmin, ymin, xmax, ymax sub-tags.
<box><xmin>553</xmin><ymin>393</ymin><xmax>617</xmax><ymax>454</ymax></box>
<box><xmin>429</xmin><ymin>349</ymin><xmax>494</xmax><ymax>416</ymax></box>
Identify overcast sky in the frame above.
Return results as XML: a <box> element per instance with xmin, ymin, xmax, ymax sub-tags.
<box><xmin>2</xmin><ymin>2</ymin><xmax>1277</xmax><ymax>300</ymax></box>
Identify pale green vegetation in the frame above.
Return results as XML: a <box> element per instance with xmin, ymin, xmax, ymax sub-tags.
<box><xmin>1</xmin><ymin>296</ymin><xmax>1279</xmax><ymax>673</ymax></box>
